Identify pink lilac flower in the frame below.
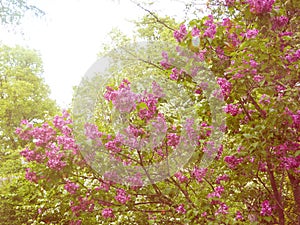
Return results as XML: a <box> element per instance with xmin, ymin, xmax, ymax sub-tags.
<box><xmin>217</xmin><ymin>78</ymin><xmax>232</xmax><ymax>99</ymax></box>
<box><xmin>176</xmin><ymin>204</ymin><xmax>186</xmax><ymax>214</ymax></box>
<box><xmin>207</xmin><ymin>186</ymin><xmax>224</xmax><ymax>198</ymax></box>
<box><xmin>57</xmin><ymin>135</ymin><xmax>77</xmax><ymax>151</ymax></box>
<box><xmin>84</xmin><ymin>123</ymin><xmax>102</xmax><ymax>140</ymax></box>
<box><xmin>224</xmin><ymin>155</ymin><xmax>243</xmax><ymax>169</ymax></box>
<box><xmin>70</xmin><ymin>196</ymin><xmax>94</xmax><ymax>216</ymax></box>
<box><xmin>201</xmin><ymin>212</ymin><xmax>207</xmax><ymax>217</ymax></box>
<box><xmin>191</xmin><ymin>26</ymin><xmax>200</xmax><ymax>36</ymax></box>
<box><xmin>170</xmin><ymin>67</ymin><xmax>182</xmax><ymax>80</ymax></box>
<box><xmin>138</xmin><ymin>94</ymin><xmax>158</xmax><ymax>120</ymax></box>
<box><xmin>20</xmin><ymin>148</ymin><xmax>44</xmax><ymax>163</ymax></box>
<box><xmin>112</xmin><ymin>88</ymin><xmax>138</xmax><ymax>113</ymax></box>
<box><xmin>253</xmin><ymin>75</ymin><xmax>264</xmax><ymax>82</ymax></box>
<box><xmin>215</xmin><ymin>174</ymin><xmax>229</xmax><ymax>184</ymax></box>
<box><xmin>45</xmin><ymin>144</ymin><xmax>66</xmax><ymax>170</ymax></box>
<box><xmin>249</xmin><ymin>59</ymin><xmax>258</xmax><ymax>67</ymax></box>
<box><xmin>102</xmin><ymin>208</ymin><xmax>114</xmax><ymax>219</ymax></box>
<box><xmin>224</xmin><ymin>104</ymin><xmax>239</xmax><ymax>116</ymax></box>
<box><xmin>174</xmin><ymin>24</ymin><xmax>187</xmax><ymax>42</ymax></box>
<box><xmin>127</xmin><ymin>173</ymin><xmax>143</xmax><ymax>189</ymax></box>
<box><xmin>258</xmin><ymin>161</ymin><xmax>267</xmax><ymax>172</ymax></box>
<box><xmin>115</xmin><ymin>189</ymin><xmax>130</xmax><ymax>204</ymax></box>
<box><xmin>259</xmin><ymin>94</ymin><xmax>270</xmax><ymax>105</ymax></box>
<box><xmin>64</xmin><ymin>181</ymin><xmax>79</xmax><ymax>194</ymax></box>
<box><xmin>215</xmin><ymin>202</ymin><xmax>229</xmax><ymax>215</ymax></box>
<box><xmin>104</xmin><ymin>86</ymin><xmax>117</xmax><ymax>101</ymax></box>
<box><xmin>242</xmin><ymin>29</ymin><xmax>259</xmax><ymax>38</ymax></box>
<box><xmin>248</xmin><ymin>0</ymin><xmax>275</xmax><ymax>14</ymax></box>
<box><xmin>25</xmin><ymin>168</ymin><xmax>38</xmax><ymax>183</ymax></box>
<box><xmin>281</xmin><ymin>157</ymin><xmax>300</xmax><ymax>171</ymax></box>
<box><xmin>216</xmin><ymin>46</ymin><xmax>228</xmax><ymax>60</ymax></box>
<box><xmin>152</xmin><ymin>81</ymin><xmax>165</xmax><ymax>98</ymax></box>
<box><xmin>105</xmin><ymin>135</ymin><xmax>122</xmax><ymax>154</ymax></box>
<box><xmin>194</xmin><ymin>50</ymin><xmax>206</xmax><ymax>61</ymax></box>
<box><xmin>236</xmin><ymin>211</ymin><xmax>244</xmax><ymax>220</ymax></box>
<box><xmin>260</xmin><ymin>200</ymin><xmax>272</xmax><ymax>216</ymax></box>
<box><xmin>167</xmin><ymin>133</ymin><xmax>180</xmax><ymax>147</ymax></box>
<box><xmin>272</xmin><ymin>16</ymin><xmax>289</xmax><ymax>30</ymax></box>
<box><xmin>222</xmin><ymin>18</ymin><xmax>231</xmax><ymax>27</ymax></box>
<box><xmin>228</xmin><ymin>33</ymin><xmax>240</xmax><ymax>46</ymax></box>
<box><xmin>203</xmin><ymin>15</ymin><xmax>216</xmax><ymax>39</ymax></box>
<box><xmin>53</xmin><ymin>111</ymin><xmax>72</xmax><ymax>130</ymax></box>
<box><xmin>160</xmin><ymin>51</ymin><xmax>171</xmax><ymax>69</ymax></box>
<box><xmin>285</xmin><ymin>49</ymin><xmax>300</xmax><ymax>63</ymax></box>
<box><xmin>174</xmin><ymin>172</ymin><xmax>188</xmax><ymax>183</ymax></box>
<box><xmin>192</xmin><ymin>167</ymin><xmax>207</xmax><ymax>183</ymax></box>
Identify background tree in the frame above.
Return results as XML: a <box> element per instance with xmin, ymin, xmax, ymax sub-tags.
<box><xmin>0</xmin><ymin>0</ymin><xmax>44</xmax><ymax>26</ymax></box>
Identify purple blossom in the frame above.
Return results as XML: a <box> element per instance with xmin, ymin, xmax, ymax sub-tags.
<box><xmin>167</xmin><ymin>133</ymin><xmax>180</xmax><ymax>147</ymax></box>
<box><xmin>215</xmin><ymin>202</ymin><xmax>229</xmax><ymax>215</ymax></box>
<box><xmin>176</xmin><ymin>204</ymin><xmax>186</xmax><ymax>214</ymax></box>
<box><xmin>191</xmin><ymin>26</ymin><xmax>200</xmax><ymax>36</ymax></box>
<box><xmin>260</xmin><ymin>200</ymin><xmax>272</xmax><ymax>216</ymax></box>
<box><xmin>236</xmin><ymin>211</ymin><xmax>244</xmax><ymax>220</ymax></box>
<box><xmin>174</xmin><ymin>24</ymin><xmax>187</xmax><ymax>42</ymax></box>
<box><xmin>25</xmin><ymin>168</ymin><xmax>38</xmax><ymax>183</ymax></box>
<box><xmin>253</xmin><ymin>75</ymin><xmax>264</xmax><ymax>82</ymax></box>
<box><xmin>272</xmin><ymin>16</ymin><xmax>289</xmax><ymax>30</ymax></box>
<box><xmin>113</xmin><ymin>88</ymin><xmax>138</xmax><ymax>113</ymax></box>
<box><xmin>217</xmin><ymin>78</ymin><xmax>232</xmax><ymax>99</ymax></box>
<box><xmin>224</xmin><ymin>104</ymin><xmax>239</xmax><ymax>116</ymax></box>
<box><xmin>215</xmin><ymin>174</ymin><xmax>229</xmax><ymax>184</ymax></box>
<box><xmin>64</xmin><ymin>181</ymin><xmax>79</xmax><ymax>194</ymax></box>
<box><xmin>224</xmin><ymin>155</ymin><xmax>243</xmax><ymax>169</ymax></box>
<box><xmin>115</xmin><ymin>189</ymin><xmax>130</xmax><ymax>204</ymax></box>
<box><xmin>192</xmin><ymin>167</ymin><xmax>207</xmax><ymax>183</ymax></box>
<box><xmin>170</xmin><ymin>67</ymin><xmax>182</xmax><ymax>80</ymax></box>
<box><xmin>207</xmin><ymin>186</ymin><xmax>224</xmax><ymax>198</ymax></box>
<box><xmin>174</xmin><ymin>172</ymin><xmax>188</xmax><ymax>183</ymax></box>
<box><xmin>102</xmin><ymin>208</ymin><xmax>114</xmax><ymax>219</ymax></box>
<box><xmin>242</xmin><ymin>29</ymin><xmax>259</xmax><ymax>38</ymax></box>
<box><xmin>248</xmin><ymin>0</ymin><xmax>275</xmax><ymax>14</ymax></box>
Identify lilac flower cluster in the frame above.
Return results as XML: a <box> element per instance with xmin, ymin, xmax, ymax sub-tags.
<box><xmin>20</xmin><ymin>147</ymin><xmax>44</xmax><ymax>163</ymax></box>
<box><xmin>174</xmin><ymin>172</ymin><xmax>188</xmax><ymax>183</ymax></box>
<box><xmin>272</xmin><ymin>16</ymin><xmax>289</xmax><ymax>30</ymax></box>
<box><xmin>224</xmin><ymin>104</ymin><xmax>239</xmax><ymax>116</ymax></box>
<box><xmin>115</xmin><ymin>188</ymin><xmax>131</xmax><ymax>204</ymax></box>
<box><xmin>174</xmin><ymin>24</ymin><xmax>187</xmax><ymax>42</ymax></box>
<box><xmin>192</xmin><ymin>167</ymin><xmax>207</xmax><ymax>183</ymax></box>
<box><xmin>64</xmin><ymin>181</ymin><xmax>79</xmax><ymax>194</ymax></box>
<box><xmin>102</xmin><ymin>208</ymin><xmax>114</xmax><ymax>219</ymax></box>
<box><xmin>207</xmin><ymin>185</ymin><xmax>224</xmax><ymax>198</ymax></box>
<box><xmin>167</xmin><ymin>133</ymin><xmax>180</xmax><ymax>147</ymax></box>
<box><xmin>203</xmin><ymin>15</ymin><xmax>216</xmax><ymax>39</ymax></box>
<box><xmin>176</xmin><ymin>204</ymin><xmax>187</xmax><ymax>214</ymax></box>
<box><xmin>217</xmin><ymin>78</ymin><xmax>232</xmax><ymax>99</ymax></box>
<box><xmin>260</xmin><ymin>200</ymin><xmax>272</xmax><ymax>216</ymax></box>
<box><xmin>25</xmin><ymin>168</ymin><xmax>38</xmax><ymax>183</ymax></box>
<box><xmin>138</xmin><ymin>93</ymin><xmax>158</xmax><ymax>121</ymax></box>
<box><xmin>224</xmin><ymin>155</ymin><xmax>244</xmax><ymax>169</ymax></box>
<box><xmin>160</xmin><ymin>51</ymin><xmax>171</xmax><ymax>69</ymax></box>
<box><xmin>242</xmin><ymin>29</ymin><xmax>259</xmax><ymax>39</ymax></box>
<box><xmin>70</xmin><ymin>196</ymin><xmax>95</xmax><ymax>217</ymax></box>
<box><xmin>248</xmin><ymin>0</ymin><xmax>275</xmax><ymax>14</ymax></box>
<box><xmin>170</xmin><ymin>67</ymin><xmax>182</xmax><ymax>80</ymax></box>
